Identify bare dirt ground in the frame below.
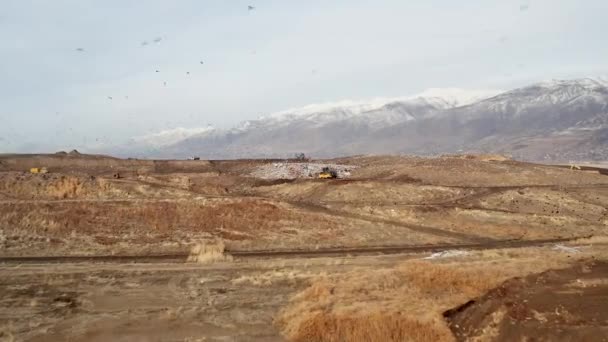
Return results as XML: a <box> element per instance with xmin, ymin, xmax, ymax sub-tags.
<box><xmin>445</xmin><ymin>259</ymin><xmax>608</xmax><ymax>341</ymax></box>
<box><xmin>1</xmin><ymin>153</ymin><xmax>607</xmax><ymax>341</ymax></box>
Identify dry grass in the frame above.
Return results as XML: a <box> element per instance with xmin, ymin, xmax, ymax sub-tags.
<box><xmin>476</xmin><ymin>154</ymin><xmax>510</xmax><ymax>162</ymax></box>
<box><xmin>46</xmin><ymin>176</ymin><xmax>86</xmax><ymax>199</ymax></box>
<box><xmin>0</xmin><ymin>197</ymin><xmax>383</xmax><ymax>253</ymax></box>
<box><xmin>276</xmin><ymin>249</ymin><xmax>586</xmax><ymax>342</ymax></box>
<box><xmin>254</xmin><ymin>181</ymin><xmax>465</xmax><ymax>205</ymax></box>
<box><xmin>285</xmin><ymin>311</ymin><xmax>453</xmax><ymax>342</ymax></box>
<box><xmin>187</xmin><ymin>240</ymin><xmax>232</xmax><ymax>264</ymax></box>
<box><xmin>187</xmin><ymin>240</ymin><xmax>231</xmax><ymax>264</ymax></box>
<box><xmin>394</xmin><ymin>261</ymin><xmax>501</xmax><ymax>298</ymax></box>
<box><xmin>0</xmin><ymin>173</ymin><xmax>91</xmax><ymax>199</ymax></box>
<box><xmin>276</xmin><ymin>260</ymin><xmax>503</xmax><ymax>342</ymax></box>
<box><xmin>0</xmin><ymin>199</ymin><xmax>302</xmax><ymax>235</ymax></box>
<box><xmin>0</xmin><ymin>172</ymin><xmax>199</xmax><ymax>200</ymax></box>
<box><xmin>0</xmin><ymin>322</ymin><xmax>15</xmax><ymax>342</ymax></box>
<box><xmin>231</xmin><ymin>270</ymin><xmax>325</xmax><ymax>287</ymax></box>
<box><xmin>570</xmin><ymin>235</ymin><xmax>608</xmax><ymax>245</ymax></box>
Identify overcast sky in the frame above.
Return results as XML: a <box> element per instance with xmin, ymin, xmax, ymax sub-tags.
<box><xmin>1</xmin><ymin>0</ymin><xmax>607</xmax><ymax>152</ymax></box>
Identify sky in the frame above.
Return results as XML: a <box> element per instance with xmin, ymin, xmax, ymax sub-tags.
<box><xmin>1</xmin><ymin>0</ymin><xmax>607</xmax><ymax>152</ymax></box>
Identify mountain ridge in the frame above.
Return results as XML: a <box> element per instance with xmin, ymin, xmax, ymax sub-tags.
<box><xmin>104</xmin><ymin>78</ymin><xmax>608</xmax><ymax>161</ymax></box>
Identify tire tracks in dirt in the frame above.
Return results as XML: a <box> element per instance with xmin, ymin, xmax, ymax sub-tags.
<box><xmin>0</xmin><ymin>236</ymin><xmax>592</xmax><ymax>264</ymax></box>
<box><xmin>287</xmin><ymin>201</ymin><xmax>495</xmax><ymax>243</ymax></box>
<box><xmin>281</xmin><ymin>183</ymin><xmax>608</xmax><ymax>246</ymax></box>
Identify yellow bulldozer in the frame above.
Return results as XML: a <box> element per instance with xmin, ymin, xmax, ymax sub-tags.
<box><xmin>318</xmin><ymin>167</ymin><xmax>338</xmax><ymax>179</ymax></box>
<box><xmin>30</xmin><ymin>167</ymin><xmax>48</xmax><ymax>174</ymax></box>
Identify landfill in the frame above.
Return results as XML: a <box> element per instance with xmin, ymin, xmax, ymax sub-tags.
<box><xmin>250</xmin><ymin>162</ymin><xmax>355</xmax><ymax>180</ymax></box>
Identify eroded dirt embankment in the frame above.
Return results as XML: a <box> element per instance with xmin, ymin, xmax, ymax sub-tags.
<box><xmin>444</xmin><ymin>261</ymin><xmax>608</xmax><ymax>341</ymax></box>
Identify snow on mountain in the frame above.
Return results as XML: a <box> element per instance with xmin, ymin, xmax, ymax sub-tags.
<box><xmin>262</xmin><ymin>87</ymin><xmax>501</xmax><ymax>121</ymax></box>
<box><xmin>223</xmin><ymin>87</ymin><xmax>502</xmax><ymax>135</ymax></box>
<box><xmin>264</xmin><ymin>98</ymin><xmax>395</xmax><ymax>120</ymax></box>
<box><xmin>537</xmin><ymin>77</ymin><xmax>608</xmax><ymax>88</ymax></box>
<box><xmin>596</xmin><ymin>76</ymin><xmax>608</xmax><ymax>86</ymax></box>
<box><xmin>438</xmin><ymin>78</ymin><xmax>608</xmax><ymax>122</ymax></box>
<box><xmin>132</xmin><ymin>126</ymin><xmax>215</xmax><ymax>147</ymax></box>
<box><xmin>117</xmin><ymin>77</ymin><xmax>608</xmax><ymax>161</ymax></box>
<box><xmin>396</xmin><ymin>77</ymin><xmax>608</xmax><ymax>160</ymax></box>
<box><xmin>124</xmin><ymin>88</ymin><xmax>500</xmax><ymax>151</ymax></box>
<box><xmin>512</xmin><ymin>78</ymin><xmax>608</xmax><ymax>105</ymax></box>
<box><xmin>410</xmin><ymin>87</ymin><xmax>503</xmax><ymax>108</ymax></box>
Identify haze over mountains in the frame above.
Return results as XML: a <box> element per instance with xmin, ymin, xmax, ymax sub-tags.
<box><xmin>110</xmin><ymin>78</ymin><xmax>608</xmax><ymax>161</ymax></box>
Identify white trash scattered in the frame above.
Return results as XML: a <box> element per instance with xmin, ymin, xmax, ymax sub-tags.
<box><xmin>552</xmin><ymin>244</ymin><xmax>581</xmax><ymax>253</ymax></box>
<box><xmin>423</xmin><ymin>250</ymin><xmax>470</xmax><ymax>260</ymax></box>
<box><xmin>251</xmin><ymin>162</ymin><xmax>356</xmax><ymax>180</ymax></box>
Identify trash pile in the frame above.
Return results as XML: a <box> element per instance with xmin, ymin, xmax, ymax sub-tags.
<box><xmin>250</xmin><ymin>162</ymin><xmax>355</xmax><ymax>180</ymax></box>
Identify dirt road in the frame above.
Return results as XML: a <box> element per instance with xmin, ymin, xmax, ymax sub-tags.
<box><xmin>0</xmin><ymin>236</ymin><xmax>591</xmax><ymax>264</ymax></box>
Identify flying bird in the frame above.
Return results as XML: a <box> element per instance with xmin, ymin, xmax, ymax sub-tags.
<box><xmin>163</xmin><ymin>81</ymin><xmax>167</xmax><ymax>86</ymax></box>
<box><xmin>519</xmin><ymin>4</ymin><xmax>529</xmax><ymax>11</ymax></box>
<box><xmin>248</xmin><ymin>5</ymin><xmax>255</xmax><ymax>11</ymax></box>
<box><xmin>107</xmin><ymin>96</ymin><xmax>113</xmax><ymax>100</ymax></box>
<box><xmin>153</xmin><ymin>37</ymin><xmax>162</xmax><ymax>43</ymax></box>
<box><xmin>186</xmin><ymin>71</ymin><xmax>190</xmax><ymax>75</ymax></box>
<box><xmin>200</xmin><ymin>61</ymin><xmax>204</xmax><ymax>65</ymax></box>
<box><xmin>75</xmin><ymin>48</ymin><xmax>85</xmax><ymax>52</ymax></box>
<box><xmin>141</xmin><ymin>41</ymin><xmax>149</xmax><ymax>46</ymax></box>
<box><xmin>156</xmin><ymin>70</ymin><xmax>160</xmax><ymax>73</ymax></box>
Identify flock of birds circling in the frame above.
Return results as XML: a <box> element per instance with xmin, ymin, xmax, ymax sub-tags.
<box><xmin>71</xmin><ymin>1</ymin><xmax>527</xmax><ymax>105</ymax></box>
<box><xmin>73</xmin><ymin>5</ymin><xmax>256</xmax><ymax>101</ymax></box>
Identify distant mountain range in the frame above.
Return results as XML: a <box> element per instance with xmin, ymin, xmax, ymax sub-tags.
<box><xmin>107</xmin><ymin>78</ymin><xmax>608</xmax><ymax>162</ymax></box>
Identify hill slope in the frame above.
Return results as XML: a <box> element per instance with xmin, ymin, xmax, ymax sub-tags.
<box><xmin>114</xmin><ymin>78</ymin><xmax>608</xmax><ymax>161</ymax></box>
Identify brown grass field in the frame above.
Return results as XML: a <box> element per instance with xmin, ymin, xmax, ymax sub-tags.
<box><xmin>0</xmin><ymin>153</ymin><xmax>607</xmax><ymax>341</ymax></box>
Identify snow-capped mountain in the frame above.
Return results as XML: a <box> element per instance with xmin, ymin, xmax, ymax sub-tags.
<box><xmin>151</xmin><ymin>88</ymin><xmax>500</xmax><ymax>158</ymax></box>
<box><xmin>460</xmin><ymin>78</ymin><xmax>608</xmax><ymax>120</ymax></box>
<box><xmin>261</xmin><ymin>87</ymin><xmax>499</xmax><ymax>121</ymax></box>
<box><xmin>123</xmin><ymin>88</ymin><xmax>500</xmax><ymax>151</ymax></box>
<box><xmin>113</xmin><ymin>78</ymin><xmax>608</xmax><ymax>161</ymax></box>
<box><xmin>132</xmin><ymin>126</ymin><xmax>216</xmax><ymax>148</ymax></box>
<box><xmin>369</xmin><ymin>78</ymin><xmax>608</xmax><ymax>160</ymax></box>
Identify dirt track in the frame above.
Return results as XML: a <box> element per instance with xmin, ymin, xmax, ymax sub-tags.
<box><xmin>0</xmin><ymin>236</ymin><xmax>589</xmax><ymax>264</ymax></box>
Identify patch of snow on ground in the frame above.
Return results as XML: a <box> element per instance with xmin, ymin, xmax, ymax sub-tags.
<box><xmin>552</xmin><ymin>244</ymin><xmax>581</xmax><ymax>253</ymax></box>
<box><xmin>423</xmin><ymin>250</ymin><xmax>470</xmax><ymax>260</ymax></box>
